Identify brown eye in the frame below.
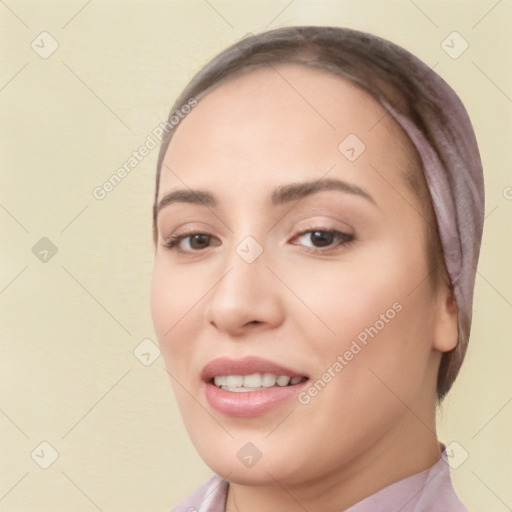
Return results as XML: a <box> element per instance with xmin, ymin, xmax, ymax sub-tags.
<box><xmin>310</xmin><ymin>231</ymin><xmax>335</xmax><ymax>247</ymax></box>
<box><xmin>188</xmin><ymin>234</ymin><xmax>211</xmax><ymax>250</ymax></box>
<box><xmin>163</xmin><ymin>232</ymin><xmax>220</xmax><ymax>252</ymax></box>
<box><xmin>292</xmin><ymin>229</ymin><xmax>354</xmax><ymax>251</ymax></box>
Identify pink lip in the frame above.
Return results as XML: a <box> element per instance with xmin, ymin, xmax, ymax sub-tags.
<box><xmin>201</xmin><ymin>356</ymin><xmax>309</xmax><ymax>418</ymax></box>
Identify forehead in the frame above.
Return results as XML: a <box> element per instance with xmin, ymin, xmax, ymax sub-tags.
<box><xmin>160</xmin><ymin>63</ymin><xmax>419</xmax><ymax>195</ymax></box>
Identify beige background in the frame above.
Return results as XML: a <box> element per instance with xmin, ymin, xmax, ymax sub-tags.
<box><xmin>1</xmin><ymin>1</ymin><xmax>511</xmax><ymax>511</ymax></box>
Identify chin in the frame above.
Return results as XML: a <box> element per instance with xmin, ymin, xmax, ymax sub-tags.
<box><xmin>190</xmin><ymin>432</ymin><xmax>311</xmax><ymax>486</ymax></box>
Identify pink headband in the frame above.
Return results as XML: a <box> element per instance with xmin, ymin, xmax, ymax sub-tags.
<box><xmin>382</xmin><ymin>63</ymin><xmax>485</xmax><ymax>340</ymax></box>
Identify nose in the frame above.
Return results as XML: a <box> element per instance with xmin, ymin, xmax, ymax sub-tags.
<box><xmin>204</xmin><ymin>242</ymin><xmax>285</xmax><ymax>336</ymax></box>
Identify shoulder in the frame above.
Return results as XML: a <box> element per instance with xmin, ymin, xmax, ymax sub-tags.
<box><xmin>413</xmin><ymin>453</ymin><xmax>468</xmax><ymax>512</ymax></box>
<box><xmin>417</xmin><ymin>449</ymin><xmax>468</xmax><ymax>511</ymax></box>
<box><xmin>347</xmin><ymin>447</ymin><xmax>468</xmax><ymax>512</ymax></box>
<box><xmin>170</xmin><ymin>474</ymin><xmax>229</xmax><ymax>512</ymax></box>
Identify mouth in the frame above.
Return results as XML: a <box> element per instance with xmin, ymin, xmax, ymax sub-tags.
<box><xmin>201</xmin><ymin>356</ymin><xmax>310</xmax><ymax>417</ymax></box>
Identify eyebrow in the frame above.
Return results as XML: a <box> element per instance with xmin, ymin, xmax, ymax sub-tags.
<box><xmin>156</xmin><ymin>178</ymin><xmax>376</xmax><ymax>215</ymax></box>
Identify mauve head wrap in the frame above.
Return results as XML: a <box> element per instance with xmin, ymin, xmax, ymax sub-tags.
<box><xmin>154</xmin><ymin>26</ymin><xmax>485</xmax><ymax>397</ymax></box>
<box><xmin>374</xmin><ymin>54</ymin><xmax>485</xmax><ymax>395</ymax></box>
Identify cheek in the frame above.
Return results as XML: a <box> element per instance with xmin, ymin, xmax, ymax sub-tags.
<box><xmin>282</xmin><ymin>244</ymin><xmax>437</xmax><ymax>461</ymax></box>
<box><xmin>150</xmin><ymin>259</ymin><xmax>176</xmax><ymax>342</ymax></box>
<box><xmin>287</xmin><ymin>234</ymin><xmax>436</xmax><ymax>379</ymax></box>
<box><xmin>281</xmin><ymin>252</ymin><xmax>401</xmax><ymax>338</ymax></box>
<box><xmin>150</xmin><ymin>258</ymin><xmax>204</xmax><ymax>369</ymax></box>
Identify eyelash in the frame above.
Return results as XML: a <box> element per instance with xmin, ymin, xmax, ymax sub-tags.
<box><xmin>161</xmin><ymin>228</ymin><xmax>355</xmax><ymax>254</ymax></box>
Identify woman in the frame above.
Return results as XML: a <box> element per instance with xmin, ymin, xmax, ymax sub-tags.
<box><xmin>150</xmin><ymin>26</ymin><xmax>484</xmax><ymax>511</ymax></box>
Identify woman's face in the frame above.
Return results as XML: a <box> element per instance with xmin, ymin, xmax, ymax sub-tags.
<box><xmin>151</xmin><ymin>64</ymin><xmax>448</xmax><ymax>486</ymax></box>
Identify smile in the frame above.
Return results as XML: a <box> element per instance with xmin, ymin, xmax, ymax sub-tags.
<box><xmin>213</xmin><ymin>373</ymin><xmax>307</xmax><ymax>392</ymax></box>
<box><xmin>202</xmin><ymin>356</ymin><xmax>310</xmax><ymax>417</ymax></box>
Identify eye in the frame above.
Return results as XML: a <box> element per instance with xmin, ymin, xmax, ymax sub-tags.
<box><xmin>161</xmin><ymin>228</ymin><xmax>354</xmax><ymax>253</ymax></box>
<box><xmin>162</xmin><ymin>232</ymin><xmax>220</xmax><ymax>252</ymax></box>
<box><xmin>292</xmin><ymin>229</ymin><xmax>354</xmax><ymax>251</ymax></box>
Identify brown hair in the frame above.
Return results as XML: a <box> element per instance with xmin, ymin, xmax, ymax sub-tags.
<box><xmin>152</xmin><ymin>26</ymin><xmax>464</xmax><ymax>400</ymax></box>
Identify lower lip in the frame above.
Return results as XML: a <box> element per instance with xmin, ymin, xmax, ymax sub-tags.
<box><xmin>204</xmin><ymin>380</ymin><xmax>309</xmax><ymax>417</ymax></box>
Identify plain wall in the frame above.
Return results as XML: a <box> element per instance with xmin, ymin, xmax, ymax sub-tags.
<box><xmin>1</xmin><ymin>1</ymin><xmax>511</xmax><ymax>511</ymax></box>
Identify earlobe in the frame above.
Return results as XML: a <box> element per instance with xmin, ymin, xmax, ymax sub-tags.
<box><xmin>433</xmin><ymin>284</ymin><xmax>459</xmax><ymax>353</ymax></box>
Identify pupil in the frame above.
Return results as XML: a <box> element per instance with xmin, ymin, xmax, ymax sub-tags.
<box><xmin>311</xmin><ymin>231</ymin><xmax>333</xmax><ymax>247</ymax></box>
<box><xmin>191</xmin><ymin>234</ymin><xmax>209</xmax><ymax>249</ymax></box>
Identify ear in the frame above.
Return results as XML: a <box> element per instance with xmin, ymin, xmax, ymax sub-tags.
<box><xmin>432</xmin><ymin>282</ymin><xmax>458</xmax><ymax>353</ymax></box>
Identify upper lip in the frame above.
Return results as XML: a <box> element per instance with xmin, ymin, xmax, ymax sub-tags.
<box><xmin>201</xmin><ymin>356</ymin><xmax>308</xmax><ymax>382</ymax></box>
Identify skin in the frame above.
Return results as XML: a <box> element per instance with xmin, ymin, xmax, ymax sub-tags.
<box><xmin>151</xmin><ymin>64</ymin><xmax>458</xmax><ymax>512</ymax></box>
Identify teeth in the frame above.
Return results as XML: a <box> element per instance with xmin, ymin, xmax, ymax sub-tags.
<box><xmin>262</xmin><ymin>373</ymin><xmax>277</xmax><ymax>387</ymax></box>
<box><xmin>214</xmin><ymin>375</ymin><xmax>227</xmax><ymax>386</ymax></box>
<box><xmin>243</xmin><ymin>373</ymin><xmax>262</xmax><ymax>387</ymax></box>
<box><xmin>226</xmin><ymin>375</ymin><xmax>243</xmax><ymax>387</ymax></box>
<box><xmin>222</xmin><ymin>386</ymin><xmax>257</xmax><ymax>393</ymax></box>
<box><xmin>276</xmin><ymin>375</ymin><xmax>291</xmax><ymax>386</ymax></box>
<box><xmin>213</xmin><ymin>373</ymin><xmax>306</xmax><ymax>391</ymax></box>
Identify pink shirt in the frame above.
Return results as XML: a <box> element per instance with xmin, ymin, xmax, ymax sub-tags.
<box><xmin>171</xmin><ymin>447</ymin><xmax>467</xmax><ymax>512</ymax></box>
